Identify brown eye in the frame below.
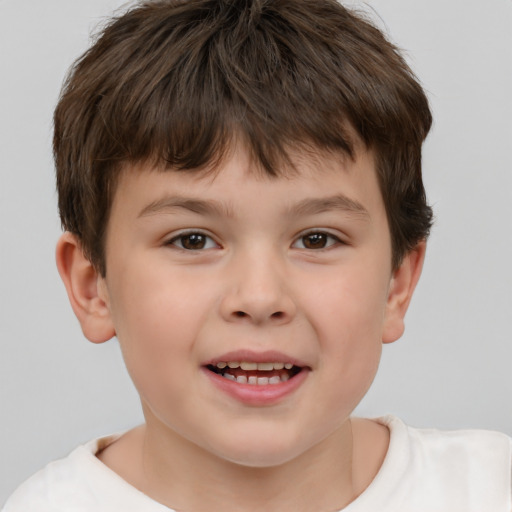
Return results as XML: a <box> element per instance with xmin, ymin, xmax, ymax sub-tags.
<box><xmin>293</xmin><ymin>232</ymin><xmax>340</xmax><ymax>250</ymax></box>
<box><xmin>169</xmin><ymin>233</ymin><xmax>217</xmax><ymax>250</ymax></box>
<box><xmin>302</xmin><ymin>233</ymin><xmax>328</xmax><ymax>249</ymax></box>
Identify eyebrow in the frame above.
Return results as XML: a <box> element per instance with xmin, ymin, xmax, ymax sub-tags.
<box><xmin>138</xmin><ymin>194</ymin><xmax>369</xmax><ymax>220</ymax></box>
<box><xmin>138</xmin><ymin>197</ymin><xmax>234</xmax><ymax>218</ymax></box>
<box><xmin>287</xmin><ymin>195</ymin><xmax>370</xmax><ymax>219</ymax></box>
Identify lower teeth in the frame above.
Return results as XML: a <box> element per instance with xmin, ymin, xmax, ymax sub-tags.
<box><xmin>222</xmin><ymin>373</ymin><xmax>289</xmax><ymax>385</ymax></box>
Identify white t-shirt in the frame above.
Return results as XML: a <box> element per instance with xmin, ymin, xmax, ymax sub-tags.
<box><xmin>3</xmin><ymin>416</ymin><xmax>511</xmax><ymax>511</ymax></box>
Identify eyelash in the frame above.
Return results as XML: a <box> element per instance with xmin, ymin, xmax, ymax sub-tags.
<box><xmin>292</xmin><ymin>231</ymin><xmax>343</xmax><ymax>250</ymax></box>
<box><xmin>166</xmin><ymin>230</ymin><xmax>343</xmax><ymax>251</ymax></box>
<box><xmin>166</xmin><ymin>231</ymin><xmax>219</xmax><ymax>251</ymax></box>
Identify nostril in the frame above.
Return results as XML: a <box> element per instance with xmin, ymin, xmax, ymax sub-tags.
<box><xmin>228</xmin><ymin>309</ymin><xmax>290</xmax><ymax>322</ymax></box>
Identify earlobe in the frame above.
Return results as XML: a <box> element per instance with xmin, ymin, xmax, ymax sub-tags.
<box><xmin>55</xmin><ymin>232</ymin><xmax>115</xmax><ymax>344</ymax></box>
<box><xmin>382</xmin><ymin>242</ymin><xmax>426</xmax><ymax>344</ymax></box>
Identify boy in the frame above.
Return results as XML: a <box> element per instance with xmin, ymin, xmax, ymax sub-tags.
<box><xmin>3</xmin><ymin>0</ymin><xmax>511</xmax><ymax>510</ymax></box>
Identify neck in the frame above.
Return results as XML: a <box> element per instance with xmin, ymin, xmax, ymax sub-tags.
<box><xmin>138</xmin><ymin>417</ymin><xmax>355</xmax><ymax>512</ymax></box>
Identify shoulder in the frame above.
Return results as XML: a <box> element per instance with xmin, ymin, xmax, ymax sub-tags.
<box><xmin>369</xmin><ymin>416</ymin><xmax>512</xmax><ymax>511</ymax></box>
<box><xmin>387</xmin><ymin>415</ymin><xmax>512</xmax><ymax>471</ymax></box>
<box><xmin>1</xmin><ymin>433</ymin><xmax>169</xmax><ymax>512</ymax></box>
<box><xmin>2</xmin><ymin>436</ymin><xmax>114</xmax><ymax>511</ymax></box>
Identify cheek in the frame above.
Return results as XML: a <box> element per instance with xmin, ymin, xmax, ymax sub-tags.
<box><xmin>302</xmin><ymin>260</ymin><xmax>388</xmax><ymax>393</ymax></box>
<box><xmin>106</xmin><ymin>263</ymin><xmax>208</xmax><ymax>382</ymax></box>
<box><xmin>110</xmin><ymin>256</ymin><xmax>213</xmax><ymax>336</ymax></box>
<box><xmin>306</xmin><ymin>260</ymin><xmax>390</xmax><ymax>342</ymax></box>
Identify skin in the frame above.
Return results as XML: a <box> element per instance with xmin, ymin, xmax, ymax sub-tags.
<box><xmin>56</xmin><ymin>142</ymin><xmax>425</xmax><ymax>511</ymax></box>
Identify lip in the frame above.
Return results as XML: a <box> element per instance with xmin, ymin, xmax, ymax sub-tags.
<box><xmin>203</xmin><ymin>349</ymin><xmax>308</xmax><ymax>367</ymax></box>
<box><xmin>202</xmin><ymin>349</ymin><xmax>310</xmax><ymax>406</ymax></box>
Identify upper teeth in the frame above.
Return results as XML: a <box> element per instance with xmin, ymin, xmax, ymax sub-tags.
<box><xmin>216</xmin><ymin>361</ymin><xmax>293</xmax><ymax>371</ymax></box>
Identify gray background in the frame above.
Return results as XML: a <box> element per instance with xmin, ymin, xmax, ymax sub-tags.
<box><xmin>1</xmin><ymin>0</ymin><xmax>511</xmax><ymax>504</ymax></box>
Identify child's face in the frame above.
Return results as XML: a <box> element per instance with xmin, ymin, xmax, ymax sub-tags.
<box><xmin>97</xmin><ymin>143</ymin><xmax>405</xmax><ymax>467</ymax></box>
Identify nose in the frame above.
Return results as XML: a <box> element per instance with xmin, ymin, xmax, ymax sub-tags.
<box><xmin>219</xmin><ymin>250</ymin><xmax>296</xmax><ymax>326</ymax></box>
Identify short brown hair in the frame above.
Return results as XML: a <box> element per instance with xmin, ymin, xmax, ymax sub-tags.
<box><xmin>54</xmin><ymin>0</ymin><xmax>433</xmax><ymax>275</ymax></box>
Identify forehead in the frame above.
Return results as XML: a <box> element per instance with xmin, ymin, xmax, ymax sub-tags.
<box><xmin>111</xmin><ymin>142</ymin><xmax>384</xmax><ymax>220</ymax></box>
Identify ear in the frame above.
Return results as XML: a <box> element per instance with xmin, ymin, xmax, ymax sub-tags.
<box><xmin>55</xmin><ymin>232</ymin><xmax>115</xmax><ymax>344</ymax></box>
<box><xmin>382</xmin><ymin>242</ymin><xmax>426</xmax><ymax>344</ymax></box>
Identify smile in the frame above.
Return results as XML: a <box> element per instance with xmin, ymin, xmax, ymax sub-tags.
<box><xmin>207</xmin><ymin>361</ymin><xmax>301</xmax><ymax>385</ymax></box>
<box><xmin>202</xmin><ymin>350</ymin><xmax>310</xmax><ymax>405</ymax></box>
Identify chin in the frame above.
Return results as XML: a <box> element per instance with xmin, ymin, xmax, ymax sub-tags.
<box><xmin>221</xmin><ymin>450</ymin><xmax>301</xmax><ymax>469</ymax></box>
<box><xmin>206</xmin><ymin>432</ymin><xmax>311</xmax><ymax>469</ymax></box>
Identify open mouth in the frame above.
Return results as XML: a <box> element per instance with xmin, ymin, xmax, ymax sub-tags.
<box><xmin>206</xmin><ymin>361</ymin><xmax>303</xmax><ymax>385</ymax></box>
